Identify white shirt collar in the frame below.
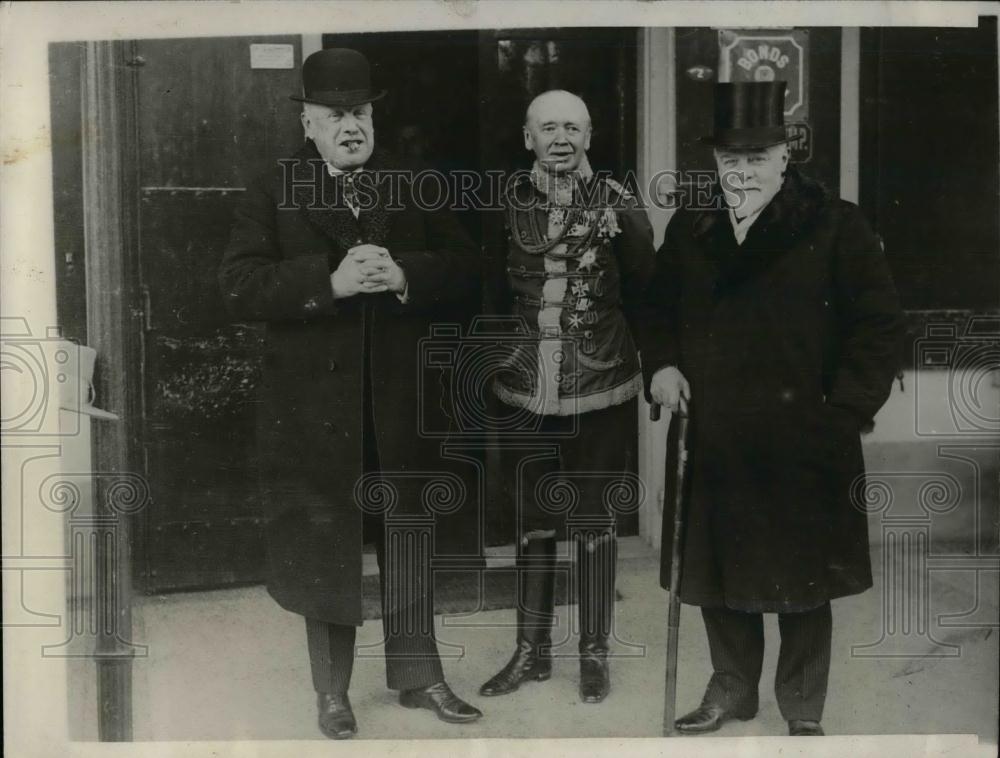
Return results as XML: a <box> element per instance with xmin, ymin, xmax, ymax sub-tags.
<box><xmin>325</xmin><ymin>162</ymin><xmax>364</xmax><ymax>177</ymax></box>
<box><xmin>324</xmin><ymin>163</ymin><xmax>365</xmax><ymax>217</ymax></box>
<box><xmin>727</xmin><ymin>204</ymin><xmax>765</xmax><ymax>246</ymax></box>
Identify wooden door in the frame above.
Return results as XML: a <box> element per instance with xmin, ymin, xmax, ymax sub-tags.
<box><xmin>132</xmin><ymin>36</ymin><xmax>304</xmax><ymax>591</ymax></box>
<box><xmin>134</xmin><ymin>33</ymin><xmax>491</xmax><ymax>589</ymax></box>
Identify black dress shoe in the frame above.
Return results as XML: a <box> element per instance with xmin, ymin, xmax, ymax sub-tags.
<box><xmin>579</xmin><ymin>642</ymin><xmax>610</xmax><ymax>703</ymax></box>
<box><xmin>480</xmin><ymin>639</ymin><xmax>552</xmax><ymax>696</ymax></box>
<box><xmin>674</xmin><ymin>703</ymin><xmax>757</xmax><ymax>734</ymax></box>
<box><xmin>399</xmin><ymin>681</ymin><xmax>483</xmax><ymax>724</ymax></box>
<box><xmin>788</xmin><ymin>719</ymin><xmax>825</xmax><ymax>736</ymax></box>
<box><xmin>317</xmin><ymin>692</ymin><xmax>357</xmax><ymax>739</ymax></box>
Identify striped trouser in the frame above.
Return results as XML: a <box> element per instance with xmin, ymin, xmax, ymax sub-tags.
<box><xmin>304</xmin><ymin>317</ymin><xmax>445</xmax><ymax>696</ymax></box>
<box><xmin>700</xmin><ymin>602</ymin><xmax>832</xmax><ymax>722</ymax></box>
<box><xmin>305</xmin><ymin>514</ymin><xmax>444</xmax><ymax>694</ymax></box>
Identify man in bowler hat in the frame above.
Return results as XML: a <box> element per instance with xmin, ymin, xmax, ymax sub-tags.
<box><xmin>637</xmin><ymin>81</ymin><xmax>903</xmax><ymax>736</ymax></box>
<box><xmin>218</xmin><ymin>48</ymin><xmax>482</xmax><ymax>739</ymax></box>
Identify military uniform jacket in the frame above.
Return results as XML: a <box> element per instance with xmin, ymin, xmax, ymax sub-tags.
<box><xmin>493</xmin><ymin>172</ymin><xmax>655</xmax><ymax>415</ymax></box>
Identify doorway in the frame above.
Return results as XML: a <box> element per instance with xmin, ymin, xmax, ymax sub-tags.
<box><xmin>53</xmin><ymin>30</ymin><xmax>641</xmax><ymax>594</ymax></box>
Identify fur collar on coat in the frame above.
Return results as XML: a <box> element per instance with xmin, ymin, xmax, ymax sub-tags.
<box><xmin>690</xmin><ymin>166</ymin><xmax>831</xmax><ymax>293</ymax></box>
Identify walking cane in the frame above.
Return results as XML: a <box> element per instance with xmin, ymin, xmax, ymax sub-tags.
<box><xmin>649</xmin><ymin>398</ymin><xmax>690</xmax><ymax>736</ymax></box>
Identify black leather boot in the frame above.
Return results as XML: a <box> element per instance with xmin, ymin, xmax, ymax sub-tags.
<box><xmin>577</xmin><ymin>530</ymin><xmax>616</xmax><ymax>703</ymax></box>
<box><xmin>479</xmin><ymin>535</ymin><xmax>557</xmax><ymax>696</ymax></box>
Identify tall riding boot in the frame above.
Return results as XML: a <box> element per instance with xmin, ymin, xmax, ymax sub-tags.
<box><xmin>577</xmin><ymin>531</ymin><xmax>616</xmax><ymax>703</ymax></box>
<box><xmin>479</xmin><ymin>535</ymin><xmax>557</xmax><ymax>696</ymax></box>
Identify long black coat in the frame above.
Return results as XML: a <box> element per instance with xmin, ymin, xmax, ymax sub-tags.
<box><xmin>638</xmin><ymin>168</ymin><xmax>903</xmax><ymax>613</ymax></box>
<box><xmin>218</xmin><ymin>142</ymin><xmax>479</xmax><ymax>625</ymax></box>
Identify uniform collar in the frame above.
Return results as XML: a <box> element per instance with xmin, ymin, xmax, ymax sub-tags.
<box><xmin>529</xmin><ymin>155</ymin><xmax>595</xmax><ymax>206</ymax></box>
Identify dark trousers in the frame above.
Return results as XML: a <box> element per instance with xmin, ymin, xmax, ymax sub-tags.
<box><xmin>701</xmin><ymin>602</ymin><xmax>832</xmax><ymax>722</ymax></box>
<box><xmin>515</xmin><ymin>398</ymin><xmax>636</xmax><ymax>534</ymax></box>
<box><xmin>511</xmin><ymin>399</ymin><xmax>634</xmax><ymax>651</ymax></box>
<box><xmin>304</xmin><ymin>307</ymin><xmax>444</xmax><ymax>694</ymax></box>
<box><xmin>304</xmin><ymin>513</ymin><xmax>444</xmax><ymax>693</ymax></box>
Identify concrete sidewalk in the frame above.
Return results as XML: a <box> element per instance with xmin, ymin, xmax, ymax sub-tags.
<box><xmin>122</xmin><ymin>539</ymin><xmax>998</xmax><ymax>743</ymax></box>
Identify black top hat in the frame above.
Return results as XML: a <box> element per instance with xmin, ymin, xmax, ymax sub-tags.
<box><xmin>290</xmin><ymin>48</ymin><xmax>387</xmax><ymax>108</ymax></box>
<box><xmin>702</xmin><ymin>81</ymin><xmax>788</xmax><ymax>149</ymax></box>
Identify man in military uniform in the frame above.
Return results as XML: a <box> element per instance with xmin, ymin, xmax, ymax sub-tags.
<box><xmin>479</xmin><ymin>90</ymin><xmax>655</xmax><ymax>704</ymax></box>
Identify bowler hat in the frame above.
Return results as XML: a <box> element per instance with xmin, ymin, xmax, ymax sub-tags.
<box><xmin>702</xmin><ymin>81</ymin><xmax>788</xmax><ymax>149</ymax></box>
<box><xmin>290</xmin><ymin>48</ymin><xmax>387</xmax><ymax>108</ymax></box>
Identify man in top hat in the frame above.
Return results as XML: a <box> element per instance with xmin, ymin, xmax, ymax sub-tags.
<box><xmin>637</xmin><ymin>81</ymin><xmax>903</xmax><ymax>736</ymax></box>
<box><xmin>479</xmin><ymin>90</ymin><xmax>655</xmax><ymax>704</ymax></box>
<box><xmin>218</xmin><ymin>48</ymin><xmax>482</xmax><ymax>739</ymax></box>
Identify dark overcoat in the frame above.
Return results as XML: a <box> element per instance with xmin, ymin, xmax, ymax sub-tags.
<box><xmin>218</xmin><ymin>141</ymin><xmax>479</xmax><ymax>625</ymax></box>
<box><xmin>638</xmin><ymin>168</ymin><xmax>903</xmax><ymax>613</ymax></box>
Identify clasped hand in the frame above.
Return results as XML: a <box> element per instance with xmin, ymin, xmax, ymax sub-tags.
<box><xmin>331</xmin><ymin>244</ymin><xmax>406</xmax><ymax>299</ymax></box>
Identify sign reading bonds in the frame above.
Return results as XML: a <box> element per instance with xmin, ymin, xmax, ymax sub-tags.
<box><xmin>718</xmin><ymin>29</ymin><xmax>810</xmax><ymax>123</ymax></box>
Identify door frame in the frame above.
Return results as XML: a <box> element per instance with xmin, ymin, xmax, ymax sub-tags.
<box><xmin>79</xmin><ymin>39</ymin><xmax>144</xmax><ymax>741</ymax></box>
<box><xmin>635</xmin><ymin>27</ymin><xmax>676</xmax><ymax>550</ymax></box>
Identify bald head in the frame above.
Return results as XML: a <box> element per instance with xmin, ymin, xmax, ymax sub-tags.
<box><xmin>523</xmin><ymin>90</ymin><xmax>593</xmax><ymax>174</ymax></box>
<box><xmin>525</xmin><ymin>90</ymin><xmax>591</xmax><ymax>128</ymax></box>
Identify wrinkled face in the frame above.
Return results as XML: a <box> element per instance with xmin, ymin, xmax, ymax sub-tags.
<box><xmin>715</xmin><ymin>143</ymin><xmax>789</xmax><ymax>218</ymax></box>
<box><xmin>301</xmin><ymin>102</ymin><xmax>374</xmax><ymax>170</ymax></box>
<box><xmin>523</xmin><ymin>91</ymin><xmax>592</xmax><ymax>174</ymax></box>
